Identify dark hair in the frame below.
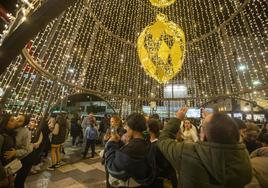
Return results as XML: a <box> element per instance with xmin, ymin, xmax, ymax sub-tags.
<box><xmin>262</xmin><ymin>133</ymin><xmax>268</xmax><ymax>144</ymax></box>
<box><xmin>0</xmin><ymin>114</ymin><xmax>17</xmax><ymax>137</ymax></box>
<box><xmin>147</xmin><ymin>119</ymin><xmax>160</xmax><ymax>137</ymax></box>
<box><xmin>56</xmin><ymin>114</ymin><xmax>66</xmax><ymax>127</ymax></box>
<box><xmin>126</xmin><ymin>113</ymin><xmax>147</xmax><ymax>132</ymax></box>
<box><xmin>0</xmin><ymin>114</ymin><xmax>12</xmax><ymax>133</ymax></box>
<box><xmin>50</xmin><ymin>113</ymin><xmax>57</xmax><ymax>118</ymax></box>
<box><xmin>261</xmin><ymin>122</ymin><xmax>268</xmax><ymax>133</ymax></box>
<box><xmin>182</xmin><ymin>119</ymin><xmax>192</xmax><ymax>132</ymax></box>
<box><xmin>149</xmin><ymin>114</ymin><xmax>160</xmax><ymax>120</ymax></box>
<box><xmin>18</xmin><ymin>114</ymin><xmax>30</xmax><ymax>127</ymax></box>
<box><xmin>205</xmin><ymin>113</ymin><xmax>240</xmax><ymax>144</ymax></box>
<box><xmin>233</xmin><ymin>118</ymin><xmax>247</xmax><ymax>130</ymax></box>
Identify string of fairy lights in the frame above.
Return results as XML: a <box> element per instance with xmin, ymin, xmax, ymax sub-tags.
<box><xmin>0</xmin><ymin>0</ymin><xmax>267</xmax><ymax>115</ymax></box>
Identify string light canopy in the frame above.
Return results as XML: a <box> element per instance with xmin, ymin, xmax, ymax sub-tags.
<box><xmin>0</xmin><ymin>0</ymin><xmax>267</xmax><ymax>115</ymax></box>
<box><xmin>149</xmin><ymin>0</ymin><xmax>177</xmax><ymax>8</ymax></box>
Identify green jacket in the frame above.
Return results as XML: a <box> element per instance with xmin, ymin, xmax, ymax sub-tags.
<box><xmin>157</xmin><ymin>118</ymin><xmax>252</xmax><ymax>188</ymax></box>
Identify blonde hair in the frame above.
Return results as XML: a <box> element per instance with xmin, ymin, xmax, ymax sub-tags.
<box><xmin>245</xmin><ymin>122</ymin><xmax>260</xmax><ymax>133</ymax></box>
<box><xmin>111</xmin><ymin>115</ymin><xmax>122</xmax><ymax>127</ymax></box>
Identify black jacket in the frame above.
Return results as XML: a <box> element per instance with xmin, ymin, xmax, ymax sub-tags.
<box><xmin>51</xmin><ymin>123</ymin><xmax>67</xmax><ymax>145</ymax></box>
<box><xmin>105</xmin><ymin>138</ymin><xmax>156</xmax><ymax>186</ymax></box>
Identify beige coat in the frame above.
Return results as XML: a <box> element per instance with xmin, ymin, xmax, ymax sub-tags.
<box><xmin>246</xmin><ymin>147</ymin><xmax>268</xmax><ymax>188</ymax></box>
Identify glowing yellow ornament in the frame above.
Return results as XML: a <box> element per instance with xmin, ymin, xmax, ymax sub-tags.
<box><xmin>137</xmin><ymin>13</ymin><xmax>186</xmax><ymax>83</ymax></box>
<box><xmin>149</xmin><ymin>0</ymin><xmax>176</xmax><ymax>8</ymax></box>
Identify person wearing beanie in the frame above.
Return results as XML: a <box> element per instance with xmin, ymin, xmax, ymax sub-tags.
<box><xmin>105</xmin><ymin>113</ymin><xmax>156</xmax><ymax>187</ymax></box>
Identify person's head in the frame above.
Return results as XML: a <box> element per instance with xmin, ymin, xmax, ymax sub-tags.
<box><xmin>202</xmin><ymin>113</ymin><xmax>240</xmax><ymax>144</ymax></box>
<box><xmin>183</xmin><ymin>119</ymin><xmax>192</xmax><ymax>131</ymax></box>
<box><xmin>261</xmin><ymin>133</ymin><xmax>268</xmax><ymax>146</ymax></box>
<box><xmin>89</xmin><ymin>116</ymin><xmax>96</xmax><ymax>124</ymax></box>
<box><xmin>233</xmin><ymin>118</ymin><xmax>247</xmax><ymax>140</ymax></box>
<box><xmin>262</xmin><ymin>122</ymin><xmax>268</xmax><ymax>132</ymax></box>
<box><xmin>0</xmin><ymin>114</ymin><xmax>17</xmax><ymax>131</ymax></box>
<box><xmin>29</xmin><ymin>118</ymin><xmax>38</xmax><ymax>129</ymax></box>
<box><xmin>244</xmin><ymin>123</ymin><xmax>260</xmax><ymax>142</ymax></box>
<box><xmin>147</xmin><ymin>119</ymin><xmax>160</xmax><ymax>139</ymax></box>
<box><xmin>110</xmin><ymin>115</ymin><xmax>122</xmax><ymax>128</ymax></box>
<box><xmin>125</xmin><ymin>113</ymin><xmax>147</xmax><ymax>139</ymax></box>
<box><xmin>48</xmin><ymin>116</ymin><xmax>56</xmax><ymax>125</ymax></box>
<box><xmin>149</xmin><ymin>114</ymin><xmax>160</xmax><ymax>120</ymax></box>
<box><xmin>56</xmin><ymin>114</ymin><xmax>66</xmax><ymax>126</ymax></box>
<box><xmin>88</xmin><ymin>112</ymin><xmax>94</xmax><ymax>119</ymax></box>
<box><xmin>16</xmin><ymin>114</ymin><xmax>30</xmax><ymax>128</ymax></box>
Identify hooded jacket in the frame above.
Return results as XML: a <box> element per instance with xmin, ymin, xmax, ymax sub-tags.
<box><xmin>105</xmin><ymin>138</ymin><xmax>155</xmax><ymax>186</ymax></box>
<box><xmin>157</xmin><ymin>118</ymin><xmax>252</xmax><ymax>188</ymax></box>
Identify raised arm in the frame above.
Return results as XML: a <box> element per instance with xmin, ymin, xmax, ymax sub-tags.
<box><xmin>157</xmin><ymin>108</ymin><xmax>188</xmax><ymax>169</ymax></box>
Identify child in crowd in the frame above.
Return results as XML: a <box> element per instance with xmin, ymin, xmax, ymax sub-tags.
<box><xmin>83</xmin><ymin>122</ymin><xmax>98</xmax><ymax>158</ymax></box>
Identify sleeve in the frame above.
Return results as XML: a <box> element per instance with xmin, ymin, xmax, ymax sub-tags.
<box><xmin>105</xmin><ymin>141</ymin><xmax>127</xmax><ymax>180</ymax></box>
<box><xmin>157</xmin><ymin>118</ymin><xmax>184</xmax><ymax>170</ymax></box>
<box><xmin>36</xmin><ymin>132</ymin><xmax>43</xmax><ymax>146</ymax></box>
<box><xmin>81</xmin><ymin>118</ymin><xmax>87</xmax><ymax>129</ymax></box>
<box><xmin>84</xmin><ymin>127</ymin><xmax>89</xmax><ymax>139</ymax></box>
<box><xmin>191</xmin><ymin>130</ymin><xmax>199</xmax><ymax>142</ymax></box>
<box><xmin>15</xmin><ymin>129</ymin><xmax>33</xmax><ymax>158</ymax></box>
<box><xmin>52</xmin><ymin>123</ymin><xmax>59</xmax><ymax>135</ymax></box>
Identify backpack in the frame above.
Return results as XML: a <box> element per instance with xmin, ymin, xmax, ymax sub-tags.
<box><xmin>88</xmin><ymin>127</ymin><xmax>98</xmax><ymax>140</ymax></box>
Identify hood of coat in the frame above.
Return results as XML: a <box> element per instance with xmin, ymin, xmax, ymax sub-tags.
<box><xmin>250</xmin><ymin>146</ymin><xmax>268</xmax><ymax>158</ymax></box>
<box><xmin>195</xmin><ymin>142</ymin><xmax>252</xmax><ymax>187</ymax></box>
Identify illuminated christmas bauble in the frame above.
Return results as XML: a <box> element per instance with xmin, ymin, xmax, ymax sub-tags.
<box><xmin>149</xmin><ymin>0</ymin><xmax>176</xmax><ymax>8</ymax></box>
<box><xmin>137</xmin><ymin>13</ymin><xmax>186</xmax><ymax>83</ymax></box>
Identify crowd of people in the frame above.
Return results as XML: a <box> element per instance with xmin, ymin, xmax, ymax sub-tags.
<box><xmin>0</xmin><ymin>109</ymin><xmax>267</xmax><ymax>188</ymax></box>
<box><xmin>102</xmin><ymin>110</ymin><xmax>268</xmax><ymax>188</ymax></box>
<box><xmin>0</xmin><ymin>112</ymin><xmax>71</xmax><ymax>187</ymax></box>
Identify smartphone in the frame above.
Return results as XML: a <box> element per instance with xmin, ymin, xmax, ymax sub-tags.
<box><xmin>111</xmin><ymin>128</ymin><xmax>118</xmax><ymax>135</ymax></box>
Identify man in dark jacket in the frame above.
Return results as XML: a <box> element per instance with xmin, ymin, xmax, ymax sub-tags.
<box><xmin>157</xmin><ymin>108</ymin><xmax>252</xmax><ymax>188</ymax></box>
<box><xmin>105</xmin><ymin>113</ymin><xmax>155</xmax><ymax>187</ymax></box>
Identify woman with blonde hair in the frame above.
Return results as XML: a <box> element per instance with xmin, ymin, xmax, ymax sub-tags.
<box><xmin>103</xmin><ymin>115</ymin><xmax>125</xmax><ymax>143</ymax></box>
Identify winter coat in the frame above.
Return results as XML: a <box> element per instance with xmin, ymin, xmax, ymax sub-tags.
<box><xmin>246</xmin><ymin>147</ymin><xmax>268</xmax><ymax>188</ymax></box>
<box><xmin>105</xmin><ymin>138</ymin><xmax>156</xmax><ymax>187</ymax></box>
<box><xmin>157</xmin><ymin>118</ymin><xmax>252</xmax><ymax>188</ymax></box>
<box><xmin>70</xmin><ymin>121</ymin><xmax>82</xmax><ymax>137</ymax></box>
